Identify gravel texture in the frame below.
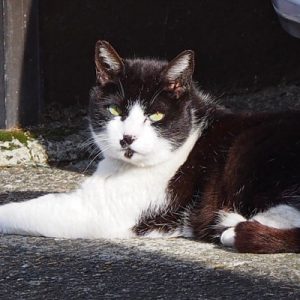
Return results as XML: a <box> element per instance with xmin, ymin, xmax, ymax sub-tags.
<box><xmin>0</xmin><ymin>166</ymin><xmax>300</xmax><ymax>299</ymax></box>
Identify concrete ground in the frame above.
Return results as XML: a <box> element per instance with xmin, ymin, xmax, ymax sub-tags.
<box><xmin>0</xmin><ymin>166</ymin><xmax>299</xmax><ymax>299</ymax></box>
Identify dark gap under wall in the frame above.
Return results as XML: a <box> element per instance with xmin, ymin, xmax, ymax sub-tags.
<box><xmin>38</xmin><ymin>0</ymin><xmax>300</xmax><ymax>106</ymax></box>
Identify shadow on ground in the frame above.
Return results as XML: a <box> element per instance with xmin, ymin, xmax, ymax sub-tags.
<box><xmin>0</xmin><ymin>235</ymin><xmax>299</xmax><ymax>299</ymax></box>
<box><xmin>0</xmin><ymin>191</ymin><xmax>48</xmax><ymax>205</ymax></box>
<box><xmin>0</xmin><ymin>191</ymin><xmax>299</xmax><ymax>299</ymax></box>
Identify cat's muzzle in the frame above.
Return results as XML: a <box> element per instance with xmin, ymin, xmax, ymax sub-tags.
<box><xmin>120</xmin><ymin>135</ymin><xmax>136</xmax><ymax>159</ymax></box>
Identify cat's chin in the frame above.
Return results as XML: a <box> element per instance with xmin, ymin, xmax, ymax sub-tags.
<box><xmin>104</xmin><ymin>150</ymin><xmax>170</xmax><ymax>168</ymax></box>
<box><xmin>119</xmin><ymin>155</ymin><xmax>165</xmax><ymax>168</ymax></box>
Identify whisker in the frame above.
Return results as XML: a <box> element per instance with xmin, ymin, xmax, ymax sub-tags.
<box><xmin>150</xmin><ymin>88</ymin><xmax>164</xmax><ymax>105</ymax></box>
<box><xmin>83</xmin><ymin>143</ymin><xmax>114</xmax><ymax>173</ymax></box>
<box><xmin>79</xmin><ymin>138</ymin><xmax>97</xmax><ymax>150</ymax></box>
<box><xmin>118</xmin><ymin>79</ymin><xmax>125</xmax><ymax>98</ymax></box>
<box><xmin>87</xmin><ymin>146</ymin><xmax>101</xmax><ymax>159</ymax></box>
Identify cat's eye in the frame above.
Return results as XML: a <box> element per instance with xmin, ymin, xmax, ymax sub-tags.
<box><xmin>149</xmin><ymin>112</ymin><xmax>165</xmax><ymax>122</ymax></box>
<box><xmin>108</xmin><ymin>104</ymin><xmax>122</xmax><ymax>116</ymax></box>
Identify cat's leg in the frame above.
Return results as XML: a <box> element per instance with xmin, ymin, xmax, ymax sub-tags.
<box><xmin>217</xmin><ymin>205</ymin><xmax>300</xmax><ymax>253</ymax></box>
<box><xmin>0</xmin><ymin>187</ymin><xmax>100</xmax><ymax>238</ymax></box>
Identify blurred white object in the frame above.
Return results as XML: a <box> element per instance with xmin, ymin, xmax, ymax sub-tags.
<box><xmin>272</xmin><ymin>0</ymin><xmax>300</xmax><ymax>38</ymax></box>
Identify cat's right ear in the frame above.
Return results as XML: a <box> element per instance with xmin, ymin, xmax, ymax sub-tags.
<box><xmin>95</xmin><ymin>40</ymin><xmax>124</xmax><ymax>86</ymax></box>
<box><xmin>162</xmin><ymin>50</ymin><xmax>195</xmax><ymax>98</ymax></box>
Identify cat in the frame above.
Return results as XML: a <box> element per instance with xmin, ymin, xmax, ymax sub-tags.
<box><xmin>0</xmin><ymin>40</ymin><xmax>300</xmax><ymax>254</ymax></box>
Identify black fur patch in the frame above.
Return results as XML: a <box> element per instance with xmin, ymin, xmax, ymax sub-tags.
<box><xmin>89</xmin><ymin>57</ymin><xmax>209</xmax><ymax>150</ymax></box>
<box><xmin>91</xmin><ymin>41</ymin><xmax>300</xmax><ymax>253</ymax></box>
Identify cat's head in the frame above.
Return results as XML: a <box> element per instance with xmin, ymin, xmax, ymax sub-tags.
<box><xmin>89</xmin><ymin>40</ymin><xmax>208</xmax><ymax>167</ymax></box>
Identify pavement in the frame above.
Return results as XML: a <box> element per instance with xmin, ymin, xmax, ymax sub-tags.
<box><xmin>0</xmin><ymin>166</ymin><xmax>299</xmax><ymax>299</ymax></box>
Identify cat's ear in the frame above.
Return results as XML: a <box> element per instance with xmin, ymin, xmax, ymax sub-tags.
<box><xmin>162</xmin><ymin>50</ymin><xmax>195</xmax><ymax>98</ymax></box>
<box><xmin>95</xmin><ymin>40</ymin><xmax>124</xmax><ymax>86</ymax></box>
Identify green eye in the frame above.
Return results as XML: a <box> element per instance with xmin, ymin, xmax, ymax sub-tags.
<box><xmin>108</xmin><ymin>104</ymin><xmax>122</xmax><ymax>116</ymax></box>
<box><xmin>149</xmin><ymin>112</ymin><xmax>165</xmax><ymax>122</ymax></box>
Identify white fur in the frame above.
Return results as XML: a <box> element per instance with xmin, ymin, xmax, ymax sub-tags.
<box><xmin>93</xmin><ymin>103</ymin><xmax>174</xmax><ymax>167</ymax></box>
<box><xmin>0</xmin><ymin>106</ymin><xmax>200</xmax><ymax>238</ymax></box>
<box><xmin>218</xmin><ymin>205</ymin><xmax>300</xmax><ymax>247</ymax></box>
<box><xmin>220</xmin><ymin>227</ymin><xmax>236</xmax><ymax>247</ymax></box>
<box><xmin>252</xmin><ymin>205</ymin><xmax>300</xmax><ymax>229</ymax></box>
<box><xmin>216</xmin><ymin>211</ymin><xmax>246</xmax><ymax>229</ymax></box>
<box><xmin>182</xmin><ymin>225</ymin><xmax>194</xmax><ymax>238</ymax></box>
<box><xmin>217</xmin><ymin>211</ymin><xmax>246</xmax><ymax>248</ymax></box>
<box><xmin>179</xmin><ymin>204</ymin><xmax>196</xmax><ymax>238</ymax></box>
<box><xmin>143</xmin><ymin>229</ymin><xmax>182</xmax><ymax>238</ymax></box>
<box><xmin>166</xmin><ymin>54</ymin><xmax>192</xmax><ymax>81</ymax></box>
<box><xmin>98</xmin><ymin>46</ymin><xmax>120</xmax><ymax>71</ymax></box>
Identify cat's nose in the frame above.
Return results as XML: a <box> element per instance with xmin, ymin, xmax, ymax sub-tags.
<box><xmin>120</xmin><ymin>135</ymin><xmax>135</xmax><ymax>148</ymax></box>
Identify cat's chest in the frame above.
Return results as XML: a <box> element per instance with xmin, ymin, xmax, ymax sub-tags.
<box><xmin>84</xmin><ymin>131</ymin><xmax>200</xmax><ymax>237</ymax></box>
<box><xmin>81</xmin><ymin>159</ymin><xmax>179</xmax><ymax>237</ymax></box>
<box><xmin>95</xmin><ymin>131</ymin><xmax>199</xmax><ymax>207</ymax></box>
<box><xmin>103</xmin><ymin>162</ymin><xmax>173</xmax><ymax>209</ymax></box>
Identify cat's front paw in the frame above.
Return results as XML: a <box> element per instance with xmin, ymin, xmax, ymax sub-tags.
<box><xmin>216</xmin><ymin>211</ymin><xmax>247</xmax><ymax>248</ymax></box>
<box><xmin>220</xmin><ymin>227</ymin><xmax>236</xmax><ymax>247</ymax></box>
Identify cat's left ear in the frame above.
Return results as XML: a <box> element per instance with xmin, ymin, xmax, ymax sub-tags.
<box><xmin>95</xmin><ymin>40</ymin><xmax>124</xmax><ymax>86</ymax></box>
<box><xmin>162</xmin><ymin>50</ymin><xmax>195</xmax><ymax>98</ymax></box>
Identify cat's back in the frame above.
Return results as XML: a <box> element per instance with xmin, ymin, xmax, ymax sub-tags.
<box><xmin>171</xmin><ymin>109</ymin><xmax>300</xmax><ymax>192</ymax></box>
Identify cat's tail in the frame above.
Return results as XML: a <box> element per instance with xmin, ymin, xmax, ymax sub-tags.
<box><xmin>218</xmin><ymin>205</ymin><xmax>300</xmax><ymax>254</ymax></box>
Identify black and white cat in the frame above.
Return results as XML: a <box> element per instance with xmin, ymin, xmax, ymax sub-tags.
<box><xmin>1</xmin><ymin>40</ymin><xmax>300</xmax><ymax>253</ymax></box>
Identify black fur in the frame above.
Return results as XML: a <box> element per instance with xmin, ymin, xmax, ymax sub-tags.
<box><xmin>90</xmin><ymin>43</ymin><xmax>207</xmax><ymax>150</ymax></box>
<box><xmin>91</xmin><ymin>41</ymin><xmax>300</xmax><ymax>253</ymax></box>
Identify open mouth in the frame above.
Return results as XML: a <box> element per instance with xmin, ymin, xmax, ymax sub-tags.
<box><xmin>123</xmin><ymin>148</ymin><xmax>135</xmax><ymax>159</ymax></box>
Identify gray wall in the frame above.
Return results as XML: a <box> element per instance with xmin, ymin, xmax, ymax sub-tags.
<box><xmin>0</xmin><ymin>0</ymin><xmax>41</xmax><ymax>129</ymax></box>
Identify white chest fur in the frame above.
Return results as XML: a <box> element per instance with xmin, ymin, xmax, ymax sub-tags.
<box><xmin>0</xmin><ymin>130</ymin><xmax>199</xmax><ymax>239</ymax></box>
<box><xmin>82</xmin><ymin>129</ymin><xmax>199</xmax><ymax>238</ymax></box>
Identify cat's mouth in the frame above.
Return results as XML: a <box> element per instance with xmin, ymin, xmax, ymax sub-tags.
<box><xmin>121</xmin><ymin>148</ymin><xmax>137</xmax><ymax>159</ymax></box>
<box><xmin>124</xmin><ymin>148</ymin><xmax>135</xmax><ymax>159</ymax></box>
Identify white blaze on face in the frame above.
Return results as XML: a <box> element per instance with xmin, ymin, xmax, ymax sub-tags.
<box><xmin>94</xmin><ymin>102</ymin><xmax>173</xmax><ymax>167</ymax></box>
<box><xmin>123</xmin><ymin>103</ymin><xmax>147</xmax><ymax>137</ymax></box>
